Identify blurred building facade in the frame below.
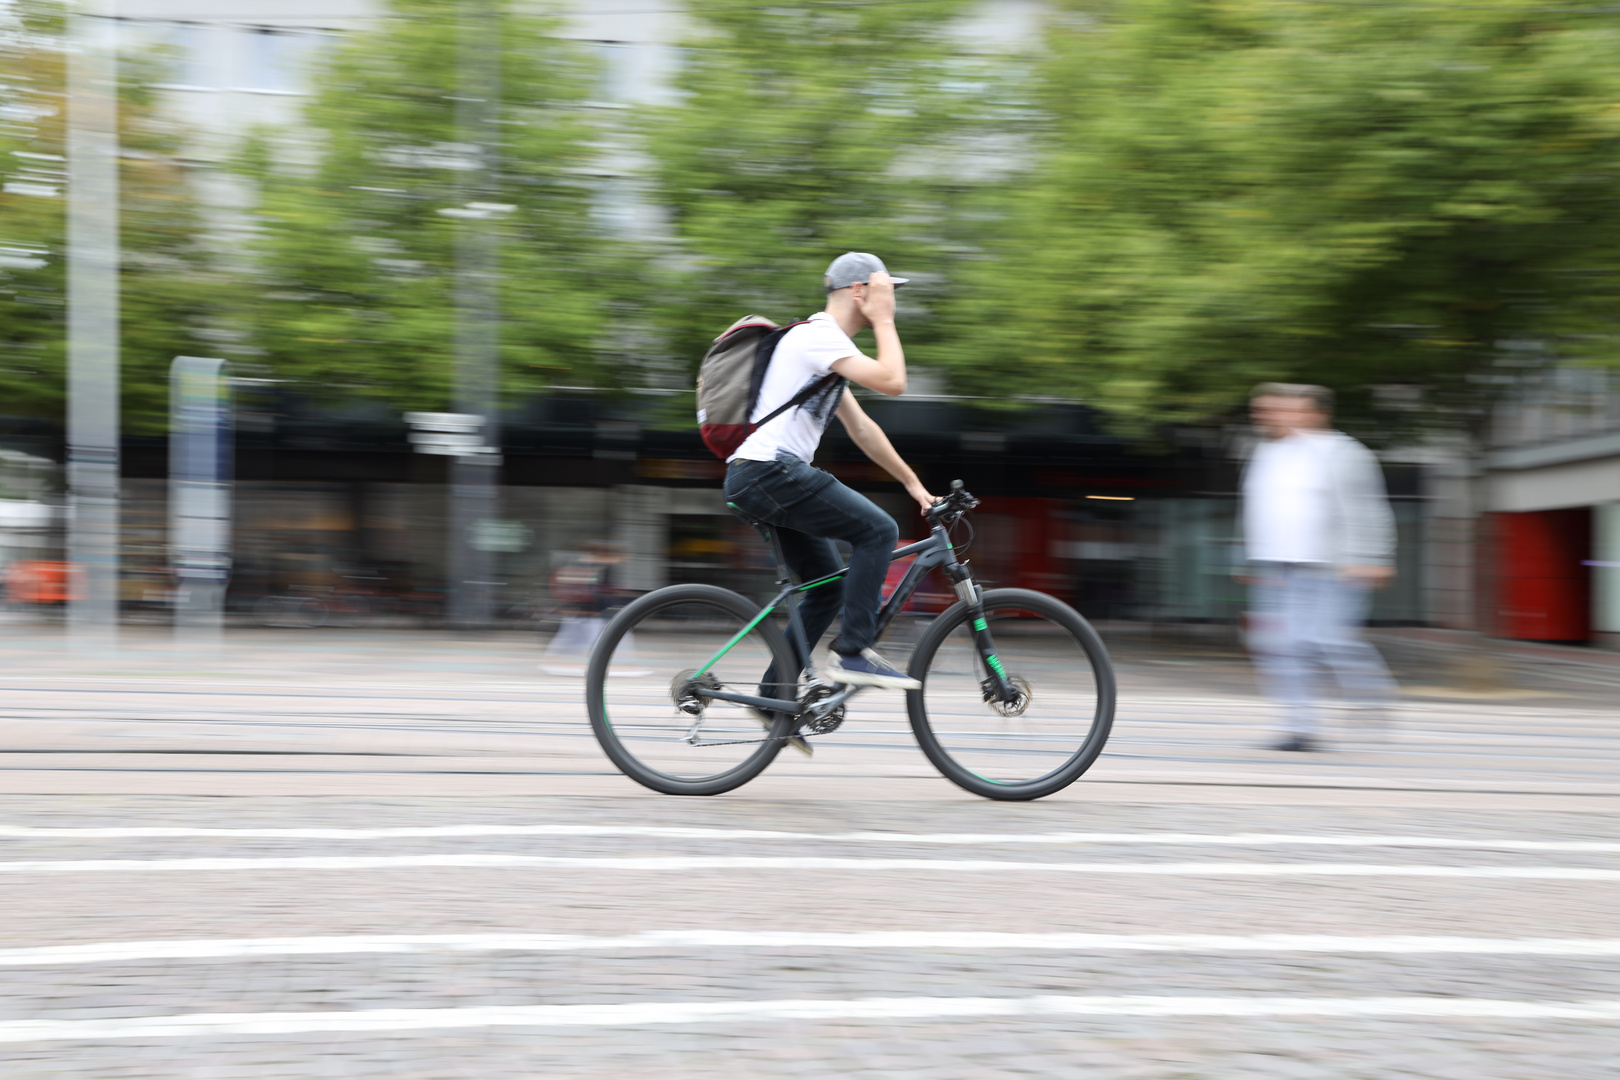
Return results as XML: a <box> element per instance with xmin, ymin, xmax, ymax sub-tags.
<box><xmin>1480</xmin><ymin>366</ymin><xmax>1620</xmax><ymax>647</ymax></box>
<box><xmin>99</xmin><ymin>385</ymin><xmax>1432</xmax><ymax>632</ymax></box>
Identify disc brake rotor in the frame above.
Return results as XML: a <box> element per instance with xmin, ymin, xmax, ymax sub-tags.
<box><xmin>987</xmin><ymin>674</ymin><xmax>1033</xmax><ymax>718</ymax></box>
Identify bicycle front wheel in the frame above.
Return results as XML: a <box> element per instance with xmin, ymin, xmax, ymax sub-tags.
<box><xmin>907</xmin><ymin>588</ymin><xmax>1115</xmax><ymax>801</ymax></box>
<box><xmin>586</xmin><ymin>584</ymin><xmax>798</xmax><ymax>796</ymax></box>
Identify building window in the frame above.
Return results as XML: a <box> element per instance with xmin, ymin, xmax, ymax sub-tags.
<box><xmin>238</xmin><ymin>28</ymin><xmax>329</xmax><ymax>95</ymax></box>
<box><xmin>158</xmin><ymin>23</ymin><xmax>214</xmax><ymax>90</ymax></box>
<box><xmin>587</xmin><ymin>41</ymin><xmax>634</xmax><ymax>106</ymax></box>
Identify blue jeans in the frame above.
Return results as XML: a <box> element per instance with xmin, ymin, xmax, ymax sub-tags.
<box><xmin>724</xmin><ymin>452</ymin><xmax>899</xmax><ymax>666</ymax></box>
<box><xmin>1247</xmin><ymin>563</ymin><xmax>1397</xmax><ymax>735</ymax></box>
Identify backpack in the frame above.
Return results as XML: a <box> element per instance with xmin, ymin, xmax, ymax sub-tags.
<box><xmin>696</xmin><ymin>315</ymin><xmax>840</xmax><ymax>460</ymax></box>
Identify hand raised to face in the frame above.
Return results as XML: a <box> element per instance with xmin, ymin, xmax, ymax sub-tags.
<box><xmin>852</xmin><ymin>270</ymin><xmax>896</xmax><ymax>326</ymax></box>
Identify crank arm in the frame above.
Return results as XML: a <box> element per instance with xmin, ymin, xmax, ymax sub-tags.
<box><xmin>803</xmin><ymin>684</ymin><xmax>860</xmax><ymax>721</ymax></box>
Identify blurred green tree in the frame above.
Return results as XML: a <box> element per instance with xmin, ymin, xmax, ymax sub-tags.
<box><xmin>941</xmin><ymin>0</ymin><xmax>1620</xmax><ymax>436</ymax></box>
<box><xmin>640</xmin><ymin>0</ymin><xmax>1020</xmax><ymax>393</ymax></box>
<box><xmin>234</xmin><ymin>0</ymin><xmax>618</xmax><ymax>409</ymax></box>
<box><xmin>0</xmin><ymin>1</ymin><xmax>224</xmax><ymax>432</ymax></box>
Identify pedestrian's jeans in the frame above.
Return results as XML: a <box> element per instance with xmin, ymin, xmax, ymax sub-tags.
<box><xmin>1247</xmin><ymin>562</ymin><xmax>1397</xmax><ymax>735</ymax></box>
<box><xmin>724</xmin><ymin>452</ymin><xmax>899</xmax><ymax>672</ymax></box>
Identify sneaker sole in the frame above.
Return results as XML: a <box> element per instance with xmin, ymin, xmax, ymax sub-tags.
<box><xmin>827</xmin><ymin>670</ymin><xmax>921</xmax><ymax>691</ymax></box>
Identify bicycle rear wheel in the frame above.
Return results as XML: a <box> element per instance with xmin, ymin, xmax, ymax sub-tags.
<box><xmin>907</xmin><ymin>588</ymin><xmax>1114</xmax><ymax>801</ymax></box>
<box><xmin>586</xmin><ymin>584</ymin><xmax>799</xmax><ymax>796</ymax></box>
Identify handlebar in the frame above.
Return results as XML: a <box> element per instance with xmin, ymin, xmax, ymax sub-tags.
<box><xmin>925</xmin><ymin>479</ymin><xmax>979</xmax><ymax>525</ymax></box>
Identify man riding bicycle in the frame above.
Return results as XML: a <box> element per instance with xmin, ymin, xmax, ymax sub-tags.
<box><xmin>722</xmin><ymin>252</ymin><xmax>937</xmax><ymax>691</ymax></box>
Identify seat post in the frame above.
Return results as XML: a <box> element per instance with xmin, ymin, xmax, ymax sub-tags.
<box><xmin>730</xmin><ymin>505</ymin><xmax>795</xmax><ymax>588</ymax></box>
<box><xmin>763</xmin><ymin>523</ymin><xmax>794</xmax><ymax>588</ymax></box>
<box><xmin>730</xmin><ymin>507</ymin><xmax>810</xmax><ymax>677</ymax></box>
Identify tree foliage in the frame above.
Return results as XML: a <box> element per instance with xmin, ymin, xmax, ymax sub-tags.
<box><xmin>940</xmin><ymin>0</ymin><xmax>1620</xmax><ymax>433</ymax></box>
<box><xmin>234</xmin><ymin>0</ymin><xmax>619</xmax><ymax>411</ymax></box>
<box><xmin>641</xmin><ymin>0</ymin><xmax>1018</xmax><ymax>382</ymax></box>
<box><xmin>0</xmin><ymin>0</ymin><xmax>222</xmax><ymax>431</ymax></box>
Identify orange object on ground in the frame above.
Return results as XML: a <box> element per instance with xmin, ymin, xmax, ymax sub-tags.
<box><xmin>3</xmin><ymin>560</ymin><xmax>81</xmax><ymax>605</ymax></box>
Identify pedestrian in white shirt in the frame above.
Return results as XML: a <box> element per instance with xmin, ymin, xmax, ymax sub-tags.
<box><xmin>1241</xmin><ymin>383</ymin><xmax>1398</xmax><ymax>751</ymax></box>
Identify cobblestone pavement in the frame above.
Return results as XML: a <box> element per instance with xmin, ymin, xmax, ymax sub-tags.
<box><xmin>1</xmin><ymin>625</ymin><xmax>1618</xmax><ymax>1077</ymax></box>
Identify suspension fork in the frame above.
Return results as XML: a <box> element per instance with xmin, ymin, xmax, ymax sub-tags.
<box><xmin>943</xmin><ymin>560</ymin><xmax>1019</xmax><ymax>703</ymax></box>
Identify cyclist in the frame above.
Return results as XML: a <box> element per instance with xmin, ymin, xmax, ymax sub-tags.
<box><xmin>722</xmin><ymin>252</ymin><xmax>937</xmax><ymax>691</ymax></box>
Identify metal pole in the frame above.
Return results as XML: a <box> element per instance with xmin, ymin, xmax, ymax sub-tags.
<box><xmin>170</xmin><ymin>357</ymin><xmax>231</xmax><ymax>650</ymax></box>
<box><xmin>447</xmin><ymin>0</ymin><xmax>501</xmax><ymax>629</ymax></box>
<box><xmin>66</xmin><ymin>1</ymin><xmax>120</xmax><ymax>651</ymax></box>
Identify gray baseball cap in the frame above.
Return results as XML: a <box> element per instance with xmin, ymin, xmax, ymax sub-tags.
<box><xmin>824</xmin><ymin>251</ymin><xmax>909</xmax><ymax>292</ymax></box>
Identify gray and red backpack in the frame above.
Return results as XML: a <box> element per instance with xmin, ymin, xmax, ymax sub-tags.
<box><xmin>695</xmin><ymin>315</ymin><xmax>840</xmax><ymax>460</ymax></box>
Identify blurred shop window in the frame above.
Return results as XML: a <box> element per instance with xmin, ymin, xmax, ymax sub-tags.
<box><xmin>238</xmin><ymin>28</ymin><xmax>331</xmax><ymax>95</ymax></box>
<box><xmin>156</xmin><ymin>23</ymin><xmax>215</xmax><ymax>90</ymax></box>
<box><xmin>668</xmin><ymin>515</ymin><xmax>734</xmax><ymax>591</ymax></box>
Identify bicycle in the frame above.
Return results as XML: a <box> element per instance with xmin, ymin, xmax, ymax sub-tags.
<box><xmin>585</xmin><ymin>481</ymin><xmax>1116</xmax><ymax>800</ymax></box>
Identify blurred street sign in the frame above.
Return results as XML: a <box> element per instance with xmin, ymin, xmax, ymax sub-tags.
<box><xmin>469</xmin><ymin>519</ymin><xmax>531</xmax><ymax>553</ymax></box>
<box><xmin>405</xmin><ymin>412</ymin><xmax>501</xmax><ymax>463</ymax></box>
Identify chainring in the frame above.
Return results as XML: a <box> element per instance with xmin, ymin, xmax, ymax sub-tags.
<box><xmin>800</xmin><ymin>681</ymin><xmax>847</xmax><ymax>735</ymax></box>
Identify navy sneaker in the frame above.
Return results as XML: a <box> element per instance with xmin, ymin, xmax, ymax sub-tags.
<box><xmin>826</xmin><ymin>648</ymin><xmax>921</xmax><ymax>691</ymax></box>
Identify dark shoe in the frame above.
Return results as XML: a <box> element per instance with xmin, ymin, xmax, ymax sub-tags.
<box><xmin>748</xmin><ymin>707</ymin><xmax>811</xmax><ymax>757</ymax></box>
<box><xmin>826</xmin><ymin>648</ymin><xmax>921</xmax><ymax>690</ymax></box>
<box><xmin>1270</xmin><ymin>734</ymin><xmax>1318</xmax><ymax>752</ymax></box>
<box><xmin>753</xmin><ymin>673</ymin><xmax>811</xmax><ymax>757</ymax></box>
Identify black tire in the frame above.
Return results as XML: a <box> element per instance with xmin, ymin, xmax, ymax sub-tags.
<box><xmin>586</xmin><ymin>584</ymin><xmax>799</xmax><ymax>796</ymax></box>
<box><xmin>906</xmin><ymin>588</ymin><xmax>1115</xmax><ymax>801</ymax></box>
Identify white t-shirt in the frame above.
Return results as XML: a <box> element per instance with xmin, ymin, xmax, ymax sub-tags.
<box><xmin>728</xmin><ymin>312</ymin><xmax>856</xmax><ymax>464</ymax></box>
<box><xmin>1243</xmin><ymin>432</ymin><xmax>1335</xmax><ymax>564</ymax></box>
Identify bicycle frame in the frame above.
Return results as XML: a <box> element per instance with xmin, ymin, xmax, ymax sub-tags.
<box><xmin>690</xmin><ymin>517</ymin><xmax>1016</xmax><ymax>722</ymax></box>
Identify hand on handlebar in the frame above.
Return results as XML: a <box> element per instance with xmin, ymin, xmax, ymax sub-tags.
<box><xmin>924</xmin><ymin>480</ymin><xmax>978</xmax><ymax>523</ymax></box>
<box><xmin>908</xmin><ymin>483</ymin><xmax>939</xmax><ymax>516</ymax></box>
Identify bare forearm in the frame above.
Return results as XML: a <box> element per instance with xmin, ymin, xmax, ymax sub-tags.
<box><xmin>869</xmin><ymin>319</ymin><xmax>906</xmax><ymax>396</ymax></box>
<box><xmin>837</xmin><ymin>390</ymin><xmax>936</xmax><ymax>515</ymax></box>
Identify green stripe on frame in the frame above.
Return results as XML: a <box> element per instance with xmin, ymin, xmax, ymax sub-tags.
<box><xmin>797</xmin><ymin>572</ymin><xmax>845</xmax><ymax>592</ymax></box>
<box><xmin>695</xmin><ymin>603</ymin><xmax>778</xmax><ymax>676</ymax></box>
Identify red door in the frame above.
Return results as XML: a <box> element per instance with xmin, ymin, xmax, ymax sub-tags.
<box><xmin>1488</xmin><ymin>509</ymin><xmax>1591</xmax><ymax>641</ymax></box>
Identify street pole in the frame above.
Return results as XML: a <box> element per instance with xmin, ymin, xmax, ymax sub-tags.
<box><xmin>66</xmin><ymin>0</ymin><xmax>120</xmax><ymax>651</ymax></box>
<box><xmin>169</xmin><ymin>358</ymin><xmax>231</xmax><ymax>651</ymax></box>
<box><xmin>447</xmin><ymin>0</ymin><xmax>501</xmax><ymax>629</ymax></box>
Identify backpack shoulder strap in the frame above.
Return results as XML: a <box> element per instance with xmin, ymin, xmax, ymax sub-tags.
<box><xmin>754</xmin><ymin>372</ymin><xmax>844</xmax><ymax>429</ymax></box>
<box><xmin>745</xmin><ymin>319</ymin><xmax>812</xmax><ymax>418</ymax></box>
